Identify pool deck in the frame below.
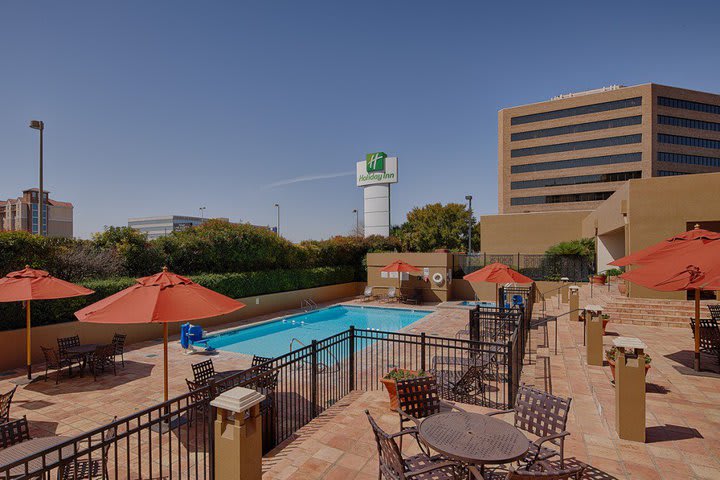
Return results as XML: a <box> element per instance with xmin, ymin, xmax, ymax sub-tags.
<box><xmin>1</xmin><ymin>287</ymin><xmax>720</xmax><ymax>479</ymax></box>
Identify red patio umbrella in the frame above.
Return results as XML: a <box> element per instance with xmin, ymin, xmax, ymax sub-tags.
<box><xmin>620</xmin><ymin>240</ymin><xmax>720</xmax><ymax>371</ymax></box>
<box><xmin>463</xmin><ymin>263</ymin><xmax>533</xmax><ymax>307</ymax></box>
<box><xmin>75</xmin><ymin>267</ymin><xmax>245</xmax><ymax>403</ymax></box>
<box><xmin>0</xmin><ymin>266</ymin><xmax>94</xmax><ymax>380</ymax></box>
<box><xmin>381</xmin><ymin>260</ymin><xmax>422</xmax><ymax>289</ymax></box>
<box><xmin>610</xmin><ymin>225</ymin><xmax>720</xmax><ymax>267</ymax></box>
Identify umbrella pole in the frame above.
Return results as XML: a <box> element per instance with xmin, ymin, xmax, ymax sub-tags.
<box><xmin>26</xmin><ymin>301</ymin><xmax>32</xmax><ymax>380</ymax></box>
<box><xmin>163</xmin><ymin>323</ymin><xmax>169</xmax><ymax>403</ymax></box>
<box><xmin>694</xmin><ymin>288</ymin><xmax>701</xmax><ymax>371</ymax></box>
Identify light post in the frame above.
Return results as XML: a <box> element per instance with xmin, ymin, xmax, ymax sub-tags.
<box><xmin>465</xmin><ymin>195</ymin><xmax>473</xmax><ymax>254</ymax></box>
<box><xmin>29</xmin><ymin>120</ymin><xmax>44</xmax><ymax>236</ymax></box>
<box><xmin>199</xmin><ymin>206</ymin><xmax>206</xmax><ymax>220</ymax></box>
<box><xmin>353</xmin><ymin>209</ymin><xmax>359</xmax><ymax>236</ymax></box>
<box><xmin>274</xmin><ymin>203</ymin><xmax>280</xmax><ymax>236</ymax></box>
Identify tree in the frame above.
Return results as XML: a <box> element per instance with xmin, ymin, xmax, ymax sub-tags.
<box><xmin>393</xmin><ymin>203</ymin><xmax>475</xmax><ymax>252</ymax></box>
<box><xmin>545</xmin><ymin>238</ymin><xmax>596</xmax><ymax>260</ymax></box>
<box><xmin>92</xmin><ymin>226</ymin><xmax>163</xmax><ymax>276</ymax></box>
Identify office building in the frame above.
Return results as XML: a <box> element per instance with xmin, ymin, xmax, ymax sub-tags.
<box><xmin>499</xmin><ymin>84</ymin><xmax>720</xmax><ymax>214</ymax></box>
<box><xmin>0</xmin><ymin>188</ymin><xmax>73</xmax><ymax>238</ymax></box>
<box><xmin>128</xmin><ymin>215</ymin><xmax>225</xmax><ymax>239</ymax></box>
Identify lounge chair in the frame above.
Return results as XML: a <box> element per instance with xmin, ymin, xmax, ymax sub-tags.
<box><xmin>430</xmin><ymin>355</ymin><xmax>495</xmax><ymax>405</ymax></box>
<box><xmin>365</xmin><ymin>410</ymin><xmax>469</xmax><ymax>480</ymax></box>
<box><xmin>0</xmin><ymin>385</ymin><xmax>17</xmax><ymax>424</ymax></box>
<box><xmin>400</xmin><ymin>289</ymin><xmax>422</xmax><ymax>305</ymax></box>
<box><xmin>486</xmin><ymin>384</ymin><xmax>572</xmax><ymax>467</ymax></box>
<box><xmin>359</xmin><ymin>286</ymin><xmax>376</xmax><ymax>302</ymax></box>
<box><xmin>385</xmin><ymin>286</ymin><xmax>398</xmax><ymax>303</ymax></box>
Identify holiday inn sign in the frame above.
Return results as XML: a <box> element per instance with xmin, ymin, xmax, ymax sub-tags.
<box><xmin>356</xmin><ymin>152</ymin><xmax>398</xmax><ymax>186</ymax></box>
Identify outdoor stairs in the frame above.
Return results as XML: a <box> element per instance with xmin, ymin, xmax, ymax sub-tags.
<box><xmin>604</xmin><ymin>296</ymin><xmax>718</xmax><ymax>328</ymax></box>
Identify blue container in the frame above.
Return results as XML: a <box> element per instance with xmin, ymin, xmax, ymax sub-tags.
<box><xmin>188</xmin><ymin>325</ymin><xmax>204</xmax><ymax>343</ymax></box>
<box><xmin>180</xmin><ymin>323</ymin><xmax>190</xmax><ymax>349</ymax></box>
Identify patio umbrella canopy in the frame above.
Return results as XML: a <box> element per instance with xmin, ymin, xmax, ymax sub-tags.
<box><xmin>620</xmin><ymin>240</ymin><xmax>720</xmax><ymax>371</ymax></box>
<box><xmin>463</xmin><ymin>263</ymin><xmax>533</xmax><ymax>307</ymax></box>
<box><xmin>75</xmin><ymin>267</ymin><xmax>245</xmax><ymax>403</ymax></box>
<box><xmin>381</xmin><ymin>260</ymin><xmax>422</xmax><ymax>289</ymax></box>
<box><xmin>610</xmin><ymin>225</ymin><xmax>720</xmax><ymax>267</ymax></box>
<box><xmin>0</xmin><ymin>266</ymin><xmax>94</xmax><ymax>380</ymax></box>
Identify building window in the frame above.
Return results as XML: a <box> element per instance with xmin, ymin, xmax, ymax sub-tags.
<box><xmin>510</xmin><ymin>191</ymin><xmax>614</xmax><ymax>206</ymax></box>
<box><xmin>658</xmin><ymin>115</ymin><xmax>720</xmax><ymax>132</ymax></box>
<box><xmin>511</xmin><ymin>97</ymin><xmax>642</xmax><ymax>125</ymax></box>
<box><xmin>511</xmin><ymin>152</ymin><xmax>641</xmax><ymax>174</ymax></box>
<box><xmin>657</xmin><ymin>152</ymin><xmax>720</xmax><ymax>168</ymax></box>
<box><xmin>658</xmin><ymin>170</ymin><xmax>689</xmax><ymax>176</ymax></box>
<box><xmin>511</xmin><ymin>116</ymin><xmax>642</xmax><ymax>141</ymax></box>
<box><xmin>31</xmin><ymin>204</ymin><xmax>48</xmax><ymax>235</ymax></box>
<box><xmin>510</xmin><ymin>171</ymin><xmax>642</xmax><ymax>190</ymax></box>
<box><xmin>511</xmin><ymin>134</ymin><xmax>642</xmax><ymax>158</ymax></box>
<box><xmin>658</xmin><ymin>133</ymin><xmax>720</xmax><ymax>150</ymax></box>
<box><xmin>658</xmin><ymin>96</ymin><xmax>720</xmax><ymax>115</ymax></box>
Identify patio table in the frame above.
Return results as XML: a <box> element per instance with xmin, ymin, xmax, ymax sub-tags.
<box><xmin>419</xmin><ymin>411</ymin><xmax>529</xmax><ymax>472</ymax></box>
<box><xmin>0</xmin><ymin>436</ymin><xmax>72</xmax><ymax>477</ymax></box>
<box><xmin>65</xmin><ymin>344</ymin><xmax>100</xmax><ymax>374</ymax></box>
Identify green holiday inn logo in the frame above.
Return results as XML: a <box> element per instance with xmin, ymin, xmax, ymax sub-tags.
<box><xmin>366</xmin><ymin>152</ymin><xmax>386</xmax><ymax>173</ymax></box>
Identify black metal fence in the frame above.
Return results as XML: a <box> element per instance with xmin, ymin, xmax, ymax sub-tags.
<box><xmin>2</xmin><ymin>320</ymin><xmax>528</xmax><ymax>479</ymax></box>
<box><xmin>455</xmin><ymin>253</ymin><xmax>594</xmax><ymax>281</ymax></box>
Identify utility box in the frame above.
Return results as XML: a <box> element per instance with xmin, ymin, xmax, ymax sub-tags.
<box><xmin>211</xmin><ymin>387</ymin><xmax>266</xmax><ymax>480</ymax></box>
<box><xmin>614</xmin><ymin>337</ymin><xmax>647</xmax><ymax>442</ymax></box>
<box><xmin>585</xmin><ymin>305</ymin><xmax>604</xmax><ymax>366</ymax></box>
<box><xmin>560</xmin><ymin>277</ymin><xmax>570</xmax><ymax>304</ymax></box>
<box><xmin>568</xmin><ymin>286</ymin><xmax>580</xmax><ymax>320</ymax></box>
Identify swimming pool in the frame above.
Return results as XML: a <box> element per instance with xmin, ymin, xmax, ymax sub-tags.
<box><xmin>205</xmin><ymin>305</ymin><xmax>431</xmax><ymax>357</ymax></box>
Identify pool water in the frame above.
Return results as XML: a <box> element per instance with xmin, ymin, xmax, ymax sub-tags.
<box><xmin>205</xmin><ymin>305</ymin><xmax>431</xmax><ymax>357</ymax></box>
<box><xmin>460</xmin><ymin>300</ymin><xmax>497</xmax><ymax>307</ymax></box>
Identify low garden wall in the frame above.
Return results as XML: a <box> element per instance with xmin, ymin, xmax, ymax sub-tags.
<box><xmin>0</xmin><ymin>281</ymin><xmax>365</xmax><ymax>373</ymax></box>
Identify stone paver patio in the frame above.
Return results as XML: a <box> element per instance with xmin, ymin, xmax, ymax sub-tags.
<box><xmin>1</xmin><ymin>287</ymin><xmax>719</xmax><ymax>479</ymax></box>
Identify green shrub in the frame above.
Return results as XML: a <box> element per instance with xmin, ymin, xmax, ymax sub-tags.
<box><xmin>0</xmin><ymin>267</ymin><xmax>356</xmax><ymax>332</ymax></box>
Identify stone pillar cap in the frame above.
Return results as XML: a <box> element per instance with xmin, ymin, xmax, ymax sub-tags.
<box><xmin>560</xmin><ymin>277</ymin><xmax>570</xmax><ymax>282</ymax></box>
<box><xmin>211</xmin><ymin>387</ymin><xmax>266</xmax><ymax>412</ymax></box>
<box><xmin>612</xmin><ymin>336</ymin><xmax>647</xmax><ymax>350</ymax></box>
<box><xmin>585</xmin><ymin>304</ymin><xmax>603</xmax><ymax>312</ymax></box>
<box><xmin>568</xmin><ymin>286</ymin><xmax>580</xmax><ymax>292</ymax></box>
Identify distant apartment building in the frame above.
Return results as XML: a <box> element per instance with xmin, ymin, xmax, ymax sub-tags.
<box><xmin>0</xmin><ymin>189</ymin><xmax>73</xmax><ymax>237</ymax></box>
<box><xmin>499</xmin><ymin>83</ymin><xmax>720</xmax><ymax>214</ymax></box>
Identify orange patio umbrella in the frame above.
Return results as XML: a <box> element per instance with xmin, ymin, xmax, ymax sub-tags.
<box><xmin>381</xmin><ymin>260</ymin><xmax>422</xmax><ymax>290</ymax></box>
<box><xmin>620</xmin><ymin>240</ymin><xmax>720</xmax><ymax>371</ymax></box>
<box><xmin>463</xmin><ymin>263</ymin><xmax>533</xmax><ymax>307</ymax></box>
<box><xmin>75</xmin><ymin>267</ymin><xmax>245</xmax><ymax>403</ymax></box>
<box><xmin>610</xmin><ymin>225</ymin><xmax>720</xmax><ymax>267</ymax></box>
<box><xmin>0</xmin><ymin>266</ymin><xmax>94</xmax><ymax>381</ymax></box>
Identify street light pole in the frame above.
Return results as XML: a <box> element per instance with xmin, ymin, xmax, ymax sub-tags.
<box><xmin>274</xmin><ymin>203</ymin><xmax>280</xmax><ymax>236</ymax></box>
<box><xmin>465</xmin><ymin>195</ymin><xmax>473</xmax><ymax>254</ymax></box>
<box><xmin>199</xmin><ymin>206</ymin><xmax>206</xmax><ymax>220</ymax></box>
<box><xmin>353</xmin><ymin>209</ymin><xmax>359</xmax><ymax>236</ymax></box>
<box><xmin>29</xmin><ymin>121</ymin><xmax>44</xmax><ymax>236</ymax></box>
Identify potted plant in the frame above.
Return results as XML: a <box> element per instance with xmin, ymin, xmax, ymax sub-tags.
<box><xmin>601</xmin><ymin>314</ymin><xmax>611</xmax><ymax>334</ymax></box>
<box><xmin>591</xmin><ymin>273</ymin><xmax>607</xmax><ymax>285</ymax></box>
<box><xmin>618</xmin><ymin>280</ymin><xmax>628</xmax><ymax>295</ymax></box>
<box><xmin>605</xmin><ymin>347</ymin><xmax>651</xmax><ymax>381</ymax></box>
<box><xmin>380</xmin><ymin>368</ymin><xmax>431</xmax><ymax>410</ymax></box>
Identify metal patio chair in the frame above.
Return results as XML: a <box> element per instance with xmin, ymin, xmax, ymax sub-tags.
<box><xmin>395</xmin><ymin>376</ymin><xmax>464</xmax><ymax>453</ymax></box>
<box><xmin>191</xmin><ymin>359</ymin><xmax>216</xmax><ymax>385</ymax></box>
<box><xmin>0</xmin><ymin>385</ymin><xmax>17</xmax><ymax>424</ymax></box>
<box><xmin>87</xmin><ymin>345</ymin><xmax>117</xmax><ymax>381</ymax></box>
<box><xmin>689</xmin><ymin>315</ymin><xmax>720</xmax><ymax>365</ymax></box>
<box><xmin>486</xmin><ymin>384</ymin><xmax>572</xmax><ymax>467</ymax></box>
<box><xmin>41</xmin><ymin>346</ymin><xmax>72</xmax><ymax>384</ymax></box>
<box><xmin>365</xmin><ymin>410</ymin><xmax>470</xmax><ymax>480</ymax></box>
<box><xmin>0</xmin><ymin>416</ymin><xmax>31</xmax><ymax>449</ymax></box>
<box><xmin>57</xmin><ymin>335</ymin><xmax>82</xmax><ymax>373</ymax></box>
<box><xmin>57</xmin><ymin>419</ymin><xmax>117</xmax><ymax>480</ymax></box>
<box><xmin>185</xmin><ymin>379</ymin><xmax>211</xmax><ymax>426</ymax></box>
<box><xmin>480</xmin><ymin>461</ymin><xmax>585</xmax><ymax>480</ymax></box>
<box><xmin>111</xmin><ymin>333</ymin><xmax>127</xmax><ymax>368</ymax></box>
<box><xmin>250</xmin><ymin>355</ymin><xmax>279</xmax><ymax>393</ymax></box>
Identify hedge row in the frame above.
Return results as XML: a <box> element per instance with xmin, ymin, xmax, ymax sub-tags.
<box><xmin>0</xmin><ymin>266</ymin><xmax>357</xmax><ymax>332</ymax></box>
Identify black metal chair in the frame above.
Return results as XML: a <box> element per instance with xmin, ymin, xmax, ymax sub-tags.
<box><xmin>0</xmin><ymin>416</ymin><xmax>31</xmax><ymax>448</ymax></box>
<box><xmin>41</xmin><ymin>346</ymin><xmax>72</xmax><ymax>384</ymax></box>
<box><xmin>365</xmin><ymin>410</ymin><xmax>471</xmax><ymax>480</ymax></box>
<box><xmin>87</xmin><ymin>345</ymin><xmax>117</xmax><ymax>381</ymax></box>
<box><xmin>0</xmin><ymin>385</ymin><xmax>17</xmax><ymax>424</ymax></box>
<box><xmin>480</xmin><ymin>461</ymin><xmax>585</xmax><ymax>480</ymax></box>
<box><xmin>111</xmin><ymin>333</ymin><xmax>127</xmax><ymax>368</ymax></box>
<box><xmin>57</xmin><ymin>419</ymin><xmax>117</xmax><ymax>480</ymax></box>
<box><xmin>191</xmin><ymin>359</ymin><xmax>216</xmax><ymax>385</ymax></box>
<box><xmin>250</xmin><ymin>355</ymin><xmax>279</xmax><ymax>392</ymax></box>
<box><xmin>690</xmin><ymin>307</ymin><xmax>720</xmax><ymax>365</ymax></box>
<box><xmin>486</xmin><ymin>385</ymin><xmax>572</xmax><ymax>467</ymax></box>
<box><xmin>185</xmin><ymin>379</ymin><xmax>211</xmax><ymax>426</ymax></box>
<box><xmin>57</xmin><ymin>335</ymin><xmax>82</xmax><ymax>372</ymax></box>
<box><xmin>395</xmin><ymin>376</ymin><xmax>464</xmax><ymax>453</ymax></box>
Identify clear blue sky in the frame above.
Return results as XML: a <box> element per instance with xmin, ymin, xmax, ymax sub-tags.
<box><xmin>2</xmin><ymin>1</ymin><xmax>719</xmax><ymax>241</ymax></box>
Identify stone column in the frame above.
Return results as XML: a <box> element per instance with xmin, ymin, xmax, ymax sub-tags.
<box><xmin>585</xmin><ymin>305</ymin><xmax>604</xmax><ymax>366</ymax></box>
<box><xmin>560</xmin><ymin>277</ymin><xmax>570</xmax><ymax>304</ymax></box>
<box><xmin>211</xmin><ymin>387</ymin><xmax>266</xmax><ymax>480</ymax></box>
<box><xmin>614</xmin><ymin>337</ymin><xmax>647</xmax><ymax>442</ymax></box>
<box><xmin>568</xmin><ymin>286</ymin><xmax>580</xmax><ymax>320</ymax></box>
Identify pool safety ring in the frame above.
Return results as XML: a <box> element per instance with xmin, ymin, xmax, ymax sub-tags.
<box><xmin>432</xmin><ymin>272</ymin><xmax>444</xmax><ymax>286</ymax></box>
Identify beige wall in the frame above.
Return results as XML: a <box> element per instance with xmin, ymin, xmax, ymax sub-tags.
<box><xmin>0</xmin><ymin>282</ymin><xmax>365</xmax><ymax>372</ymax></box>
<box><xmin>452</xmin><ymin>279</ymin><xmax>567</xmax><ymax>301</ymax></box>
<box><xmin>366</xmin><ymin>252</ymin><xmax>453</xmax><ymax>302</ymax></box>
<box><xmin>481</xmin><ymin>210</ymin><xmax>591</xmax><ymax>254</ymax></box>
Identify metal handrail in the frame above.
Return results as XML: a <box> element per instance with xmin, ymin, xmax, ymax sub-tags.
<box><xmin>289</xmin><ymin>337</ymin><xmax>338</xmax><ymax>372</ymax></box>
<box><xmin>301</xmin><ymin>298</ymin><xmax>318</xmax><ymax>311</ymax></box>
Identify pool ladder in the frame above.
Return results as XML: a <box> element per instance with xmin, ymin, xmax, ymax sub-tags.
<box><xmin>301</xmin><ymin>298</ymin><xmax>317</xmax><ymax>311</ymax></box>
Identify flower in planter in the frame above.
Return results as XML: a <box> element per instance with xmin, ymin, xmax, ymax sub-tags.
<box><xmin>606</xmin><ymin>346</ymin><xmax>652</xmax><ymax>364</ymax></box>
<box><xmin>383</xmin><ymin>368</ymin><xmax>429</xmax><ymax>381</ymax></box>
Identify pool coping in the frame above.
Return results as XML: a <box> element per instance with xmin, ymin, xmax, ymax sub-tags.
<box><xmin>436</xmin><ymin>300</ymin><xmax>496</xmax><ymax>310</ymax></box>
